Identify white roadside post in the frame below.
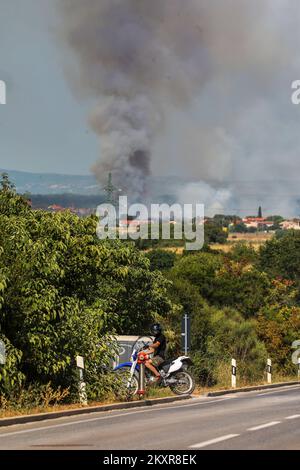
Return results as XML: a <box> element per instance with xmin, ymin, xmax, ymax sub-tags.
<box><xmin>76</xmin><ymin>355</ymin><xmax>87</xmax><ymax>405</ymax></box>
<box><xmin>231</xmin><ymin>358</ymin><xmax>237</xmax><ymax>388</ymax></box>
<box><xmin>0</xmin><ymin>341</ymin><xmax>6</xmax><ymax>366</ymax></box>
<box><xmin>267</xmin><ymin>358</ymin><xmax>272</xmax><ymax>384</ymax></box>
<box><xmin>298</xmin><ymin>358</ymin><xmax>300</xmax><ymax>381</ymax></box>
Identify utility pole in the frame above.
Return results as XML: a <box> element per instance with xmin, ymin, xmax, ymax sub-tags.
<box><xmin>103</xmin><ymin>173</ymin><xmax>118</xmax><ymax>206</ymax></box>
<box><xmin>258</xmin><ymin>206</ymin><xmax>262</xmax><ymax>218</ymax></box>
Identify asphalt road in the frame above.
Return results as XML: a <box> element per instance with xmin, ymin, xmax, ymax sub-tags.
<box><xmin>1</xmin><ymin>384</ymin><xmax>300</xmax><ymax>450</ymax></box>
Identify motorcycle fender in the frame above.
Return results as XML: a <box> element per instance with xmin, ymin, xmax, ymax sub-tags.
<box><xmin>167</xmin><ymin>358</ymin><xmax>184</xmax><ymax>375</ymax></box>
<box><xmin>113</xmin><ymin>362</ymin><xmax>140</xmax><ymax>371</ymax></box>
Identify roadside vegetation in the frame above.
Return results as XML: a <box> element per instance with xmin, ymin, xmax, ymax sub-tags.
<box><xmin>1</xmin><ymin>173</ymin><xmax>300</xmax><ymax>413</ymax></box>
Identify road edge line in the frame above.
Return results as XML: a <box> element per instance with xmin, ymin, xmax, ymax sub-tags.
<box><xmin>0</xmin><ymin>395</ymin><xmax>191</xmax><ymax>428</ymax></box>
<box><xmin>206</xmin><ymin>381</ymin><xmax>300</xmax><ymax>397</ymax></box>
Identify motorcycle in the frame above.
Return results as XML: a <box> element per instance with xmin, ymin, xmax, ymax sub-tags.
<box><xmin>113</xmin><ymin>336</ymin><xmax>195</xmax><ymax>397</ymax></box>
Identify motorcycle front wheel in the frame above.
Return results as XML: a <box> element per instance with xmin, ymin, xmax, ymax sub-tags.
<box><xmin>169</xmin><ymin>371</ymin><xmax>195</xmax><ymax>395</ymax></box>
<box><xmin>114</xmin><ymin>368</ymin><xmax>139</xmax><ymax>398</ymax></box>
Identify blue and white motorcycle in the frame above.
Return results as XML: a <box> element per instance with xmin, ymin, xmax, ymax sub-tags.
<box><xmin>113</xmin><ymin>336</ymin><xmax>195</xmax><ymax>397</ymax></box>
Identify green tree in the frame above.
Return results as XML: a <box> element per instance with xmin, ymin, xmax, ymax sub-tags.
<box><xmin>259</xmin><ymin>230</ymin><xmax>300</xmax><ymax>282</ymax></box>
<box><xmin>229</xmin><ymin>242</ymin><xmax>258</xmax><ymax>264</ymax></box>
<box><xmin>230</xmin><ymin>223</ymin><xmax>249</xmax><ymax>233</ymax></box>
<box><xmin>0</xmin><ymin>184</ymin><xmax>174</xmax><ymax>397</ymax></box>
<box><xmin>169</xmin><ymin>251</ymin><xmax>269</xmax><ymax>317</ymax></box>
<box><xmin>191</xmin><ymin>304</ymin><xmax>267</xmax><ymax>385</ymax></box>
<box><xmin>146</xmin><ymin>249</ymin><xmax>177</xmax><ymax>271</ymax></box>
<box><xmin>204</xmin><ymin>221</ymin><xmax>228</xmax><ymax>244</ymax></box>
<box><xmin>212</xmin><ymin>260</ymin><xmax>270</xmax><ymax>317</ymax></box>
<box><xmin>256</xmin><ymin>278</ymin><xmax>300</xmax><ymax>373</ymax></box>
<box><xmin>169</xmin><ymin>252</ymin><xmax>222</xmax><ymax>302</ymax></box>
<box><xmin>0</xmin><ymin>173</ymin><xmax>30</xmax><ymax>216</ymax></box>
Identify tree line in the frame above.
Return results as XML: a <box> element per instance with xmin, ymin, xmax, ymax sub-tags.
<box><xmin>0</xmin><ymin>173</ymin><xmax>300</xmax><ymax>406</ymax></box>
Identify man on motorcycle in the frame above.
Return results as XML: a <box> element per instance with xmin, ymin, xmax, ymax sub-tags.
<box><xmin>144</xmin><ymin>323</ymin><xmax>167</xmax><ymax>383</ymax></box>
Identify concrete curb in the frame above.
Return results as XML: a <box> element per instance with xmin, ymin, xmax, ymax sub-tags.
<box><xmin>0</xmin><ymin>395</ymin><xmax>191</xmax><ymax>428</ymax></box>
<box><xmin>206</xmin><ymin>380</ymin><xmax>300</xmax><ymax>397</ymax></box>
<box><xmin>1</xmin><ymin>381</ymin><xmax>298</xmax><ymax>428</ymax></box>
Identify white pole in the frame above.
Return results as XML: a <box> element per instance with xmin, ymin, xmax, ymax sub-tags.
<box><xmin>184</xmin><ymin>314</ymin><xmax>188</xmax><ymax>355</ymax></box>
<box><xmin>231</xmin><ymin>358</ymin><xmax>236</xmax><ymax>388</ymax></box>
<box><xmin>76</xmin><ymin>355</ymin><xmax>87</xmax><ymax>405</ymax></box>
<box><xmin>267</xmin><ymin>358</ymin><xmax>272</xmax><ymax>384</ymax></box>
<box><xmin>298</xmin><ymin>358</ymin><xmax>300</xmax><ymax>381</ymax></box>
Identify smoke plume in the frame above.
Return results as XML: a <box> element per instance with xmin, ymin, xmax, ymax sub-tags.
<box><xmin>58</xmin><ymin>0</ymin><xmax>300</xmax><ymax>214</ymax></box>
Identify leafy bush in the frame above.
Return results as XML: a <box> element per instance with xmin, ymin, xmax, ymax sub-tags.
<box><xmin>191</xmin><ymin>305</ymin><xmax>267</xmax><ymax>386</ymax></box>
<box><xmin>146</xmin><ymin>249</ymin><xmax>177</xmax><ymax>271</ymax></box>
<box><xmin>0</xmin><ymin>176</ymin><xmax>175</xmax><ymax>402</ymax></box>
<box><xmin>0</xmin><ymin>382</ymin><xmax>69</xmax><ymax>411</ymax></box>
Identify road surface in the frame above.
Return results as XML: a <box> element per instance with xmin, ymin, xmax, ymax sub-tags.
<box><xmin>1</xmin><ymin>384</ymin><xmax>300</xmax><ymax>450</ymax></box>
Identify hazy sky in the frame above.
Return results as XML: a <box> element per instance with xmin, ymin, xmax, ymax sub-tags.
<box><xmin>0</xmin><ymin>0</ymin><xmax>98</xmax><ymax>175</ymax></box>
<box><xmin>1</xmin><ymin>1</ymin><xmax>300</xmax><ymax>216</ymax></box>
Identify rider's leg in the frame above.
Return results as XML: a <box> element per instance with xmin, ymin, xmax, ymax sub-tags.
<box><xmin>145</xmin><ymin>359</ymin><xmax>160</xmax><ymax>377</ymax></box>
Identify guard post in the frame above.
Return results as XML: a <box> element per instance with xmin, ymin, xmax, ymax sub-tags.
<box><xmin>298</xmin><ymin>358</ymin><xmax>300</xmax><ymax>381</ymax></box>
<box><xmin>181</xmin><ymin>314</ymin><xmax>191</xmax><ymax>355</ymax></box>
<box><xmin>231</xmin><ymin>358</ymin><xmax>237</xmax><ymax>388</ymax></box>
<box><xmin>266</xmin><ymin>358</ymin><xmax>272</xmax><ymax>384</ymax></box>
<box><xmin>76</xmin><ymin>355</ymin><xmax>87</xmax><ymax>405</ymax></box>
<box><xmin>0</xmin><ymin>341</ymin><xmax>6</xmax><ymax>366</ymax></box>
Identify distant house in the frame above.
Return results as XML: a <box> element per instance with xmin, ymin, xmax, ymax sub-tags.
<box><xmin>280</xmin><ymin>219</ymin><xmax>300</xmax><ymax>230</ymax></box>
<box><xmin>119</xmin><ymin>219</ymin><xmax>149</xmax><ymax>227</ymax></box>
<box><xmin>47</xmin><ymin>204</ymin><xmax>77</xmax><ymax>214</ymax></box>
<box><xmin>242</xmin><ymin>217</ymin><xmax>274</xmax><ymax>229</ymax></box>
<box><xmin>47</xmin><ymin>204</ymin><xmax>65</xmax><ymax>212</ymax></box>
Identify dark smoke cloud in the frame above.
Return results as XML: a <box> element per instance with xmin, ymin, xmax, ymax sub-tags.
<box><xmin>58</xmin><ymin>0</ymin><xmax>300</xmax><ymax>214</ymax></box>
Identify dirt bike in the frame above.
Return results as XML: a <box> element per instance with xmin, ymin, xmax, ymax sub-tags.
<box><xmin>113</xmin><ymin>336</ymin><xmax>195</xmax><ymax>397</ymax></box>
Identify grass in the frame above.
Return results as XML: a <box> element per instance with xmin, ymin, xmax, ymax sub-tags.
<box><xmin>0</xmin><ymin>385</ymin><xmax>174</xmax><ymax>419</ymax></box>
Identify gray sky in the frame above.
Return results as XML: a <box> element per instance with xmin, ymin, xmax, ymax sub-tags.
<box><xmin>0</xmin><ymin>0</ymin><xmax>98</xmax><ymax>175</ymax></box>
<box><xmin>1</xmin><ymin>1</ymin><xmax>300</xmax><ymax>216</ymax></box>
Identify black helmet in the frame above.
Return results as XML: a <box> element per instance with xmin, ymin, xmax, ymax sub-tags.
<box><xmin>150</xmin><ymin>323</ymin><xmax>162</xmax><ymax>335</ymax></box>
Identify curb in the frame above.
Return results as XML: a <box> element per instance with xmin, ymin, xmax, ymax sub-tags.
<box><xmin>206</xmin><ymin>380</ymin><xmax>300</xmax><ymax>397</ymax></box>
<box><xmin>0</xmin><ymin>395</ymin><xmax>191</xmax><ymax>428</ymax></box>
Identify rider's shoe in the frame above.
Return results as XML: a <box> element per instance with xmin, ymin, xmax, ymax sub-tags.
<box><xmin>154</xmin><ymin>375</ymin><xmax>162</xmax><ymax>384</ymax></box>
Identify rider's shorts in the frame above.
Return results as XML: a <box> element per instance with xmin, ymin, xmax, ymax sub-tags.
<box><xmin>151</xmin><ymin>355</ymin><xmax>164</xmax><ymax>367</ymax></box>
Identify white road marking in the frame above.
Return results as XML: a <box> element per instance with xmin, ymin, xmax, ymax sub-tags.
<box><xmin>257</xmin><ymin>385</ymin><xmax>300</xmax><ymax>397</ymax></box>
<box><xmin>0</xmin><ymin>397</ymin><xmax>233</xmax><ymax>439</ymax></box>
<box><xmin>285</xmin><ymin>414</ymin><xmax>300</xmax><ymax>420</ymax></box>
<box><xmin>189</xmin><ymin>434</ymin><xmax>240</xmax><ymax>449</ymax></box>
<box><xmin>248</xmin><ymin>421</ymin><xmax>281</xmax><ymax>431</ymax></box>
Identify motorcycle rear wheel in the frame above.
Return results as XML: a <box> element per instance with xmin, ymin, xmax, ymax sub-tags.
<box><xmin>169</xmin><ymin>371</ymin><xmax>195</xmax><ymax>395</ymax></box>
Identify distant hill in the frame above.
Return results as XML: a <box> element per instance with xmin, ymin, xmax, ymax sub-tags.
<box><xmin>1</xmin><ymin>169</ymin><xmax>101</xmax><ymax>195</ymax></box>
<box><xmin>1</xmin><ymin>169</ymin><xmax>191</xmax><ymax>202</ymax></box>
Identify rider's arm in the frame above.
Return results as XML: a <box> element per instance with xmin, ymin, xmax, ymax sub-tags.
<box><xmin>145</xmin><ymin>340</ymin><xmax>160</xmax><ymax>353</ymax></box>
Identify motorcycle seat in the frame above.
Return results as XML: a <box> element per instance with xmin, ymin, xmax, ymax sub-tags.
<box><xmin>158</xmin><ymin>358</ymin><xmax>175</xmax><ymax>369</ymax></box>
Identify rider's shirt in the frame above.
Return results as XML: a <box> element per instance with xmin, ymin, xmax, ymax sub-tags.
<box><xmin>154</xmin><ymin>334</ymin><xmax>166</xmax><ymax>359</ymax></box>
